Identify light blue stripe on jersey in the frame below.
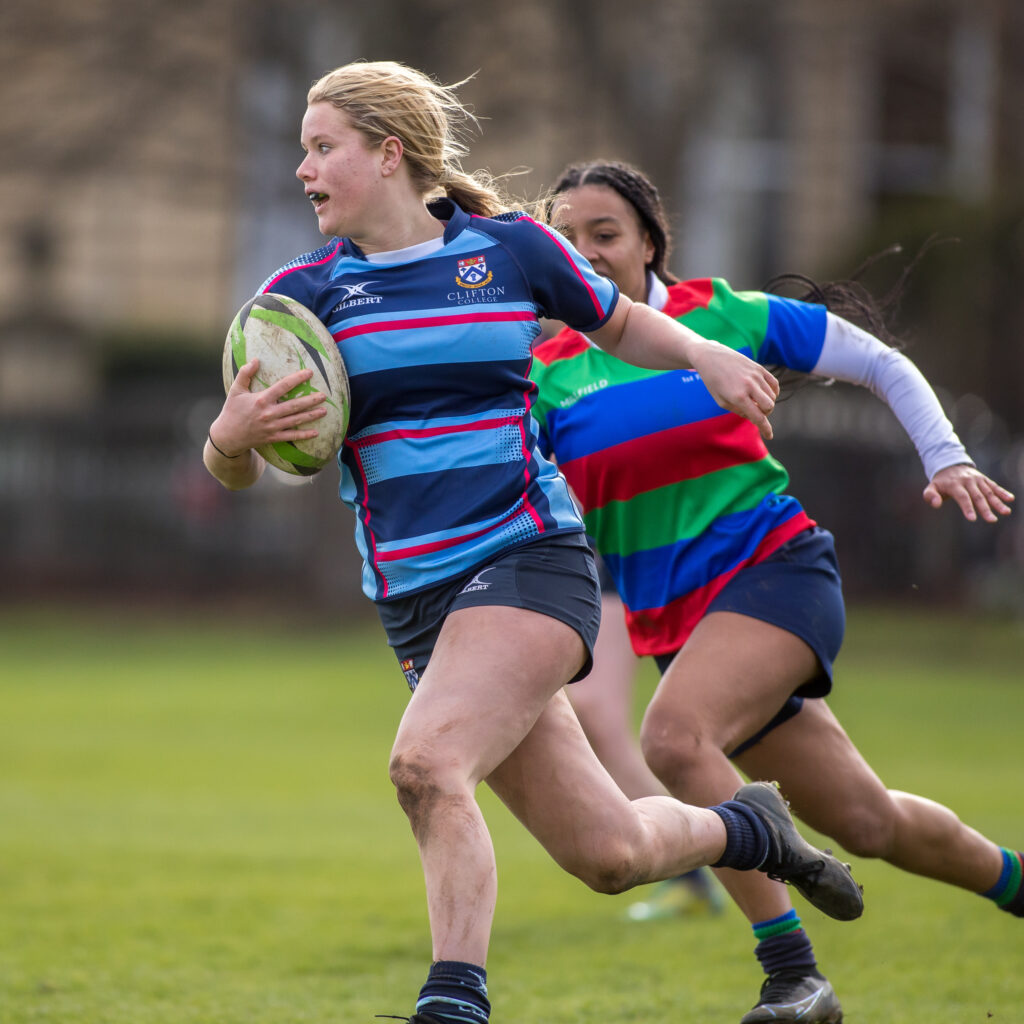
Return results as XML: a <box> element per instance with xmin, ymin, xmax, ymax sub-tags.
<box><xmin>330</xmin><ymin>307</ymin><xmax>538</xmax><ymax>375</ymax></box>
<box><xmin>372</xmin><ymin>507</ymin><xmax>544</xmax><ymax>596</ymax></box>
<box><xmin>351</xmin><ymin>422</ymin><xmax>528</xmax><ymax>485</ymax></box>
<box><xmin>349</xmin><ymin>407</ymin><xmax>529</xmax><ymax>442</ymax></box>
<box><xmin>374</xmin><ymin>500</ymin><xmax>531</xmax><ymax>556</ymax></box>
<box><xmin>330</xmin><ymin>301</ymin><xmax>536</xmax><ymax>331</ymax></box>
<box><xmin>342</xmin><ymin>446</ymin><xmax>584</xmax><ymax>595</ymax></box>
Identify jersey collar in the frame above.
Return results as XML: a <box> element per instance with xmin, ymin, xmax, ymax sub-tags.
<box><xmin>427</xmin><ymin>196</ymin><xmax>470</xmax><ymax>243</ymax></box>
<box><xmin>646</xmin><ymin>272</ymin><xmax>669</xmax><ymax>311</ymax></box>
<box><xmin>337</xmin><ymin>198</ymin><xmax>470</xmax><ymax>261</ymax></box>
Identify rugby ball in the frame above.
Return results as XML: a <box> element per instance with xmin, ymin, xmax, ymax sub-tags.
<box><xmin>223</xmin><ymin>293</ymin><xmax>349</xmax><ymax>476</ymax></box>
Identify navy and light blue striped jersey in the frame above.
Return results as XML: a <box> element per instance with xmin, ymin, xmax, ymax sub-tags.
<box><xmin>259</xmin><ymin>199</ymin><xmax>619</xmax><ymax>601</ymax></box>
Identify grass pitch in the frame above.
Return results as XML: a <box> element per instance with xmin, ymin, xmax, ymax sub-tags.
<box><xmin>0</xmin><ymin>604</ymin><xmax>1022</xmax><ymax>1023</ymax></box>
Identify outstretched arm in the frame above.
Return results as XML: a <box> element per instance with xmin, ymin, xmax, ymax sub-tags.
<box><xmin>811</xmin><ymin>314</ymin><xmax>1014</xmax><ymax>522</ymax></box>
<box><xmin>589</xmin><ymin>296</ymin><xmax>780</xmax><ymax>440</ymax></box>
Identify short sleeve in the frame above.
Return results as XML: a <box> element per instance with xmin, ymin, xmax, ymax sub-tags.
<box><xmin>678</xmin><ymin>279</ymin><xmax>828</xmax><ymax>371</ymax></box>
<box><xmin>486</xmin><ymin>215</ymin><xmax>619</xmax><ymax>333</ymax></box>
<box><xmin>760</xmin><ymin>293</ymin><xmax>828</xmax><ymax>371</ymax></box>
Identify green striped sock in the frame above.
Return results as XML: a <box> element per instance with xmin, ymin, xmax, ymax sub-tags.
<box><xmin>752</xmin><ymin>910</ymin><xmax>816</xmax><ymax>974</ymax></box>
<box><xmin>753</xmin><ymin>909</ymin><xmax>803</xmax><ymax>940</ymax></box>
<box><xmin>982</xmin><ymin>848</ymin><xmax>1024</xmax><ymax>914</ymax></box>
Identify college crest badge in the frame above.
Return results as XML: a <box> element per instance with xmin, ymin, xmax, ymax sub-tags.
<box><xmin>456</xmin><ymin>254</ymin><xmax>493</xmax><ymax>289</ymax></box>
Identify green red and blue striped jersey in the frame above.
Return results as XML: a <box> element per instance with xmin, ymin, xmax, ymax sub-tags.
<box><xmin>530</xmin><ymin>278</ymin><xmax>827</xmax><ymax>656</ymax></box>
<box><xmin>259</xmin><ymin>199</ymin><xmax>618</xmax><ymax>601</ymax></box>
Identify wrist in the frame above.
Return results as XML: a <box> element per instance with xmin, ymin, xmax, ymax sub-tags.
<box><xmin>679</xmin><ymin>330</ymin><xmax>711</xmax><ymax>369</ymax></box>
<box><xmin>208</xmin><ymin>431</ymin><xmax>243</xmax><ymax>459</ymax></box>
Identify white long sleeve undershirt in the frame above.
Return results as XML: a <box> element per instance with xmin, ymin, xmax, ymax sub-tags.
<box><xmin>812</xmin><ymin>313</ymin><xmax>972</xmax><ymax>482</ymax></box>
<box><xmin>645</xmin><ymin>274</ymin><xmax>971</xmax><ymax>482</ymax></box>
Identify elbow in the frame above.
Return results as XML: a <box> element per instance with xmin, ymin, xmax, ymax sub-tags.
<box><xmin>219</xmin><ymin>475</ymin><xmax>253</xmax><ymax>492</ymax></box>
<box><xmin>203</xmin><ymin>450</ymin><xmax>262</xmax><ymax>490</ymax></box>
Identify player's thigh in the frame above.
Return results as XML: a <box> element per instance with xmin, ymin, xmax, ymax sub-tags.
<box><xmin>392</xmin><ymin>603</ymin><xmax>587</xmax><ymax>787</ymax></box>
<box><xmin>735</xmin><ymin>696</ymin><xmax>891</xmax><ymax>836</ymax></box>
<box><xmin>566</xmin><ymin>596</ymin><xmax>636</xmax><ymax>726</ymax></box>
<box><xmin>486</xmin><ymin>687</ymin><xmax>635</xmax><ymax>855</ymax></box>
<box><xmin>646</xmin><ymin>611</ymin><xmax>821</xmax><ymax>755</ymax></box>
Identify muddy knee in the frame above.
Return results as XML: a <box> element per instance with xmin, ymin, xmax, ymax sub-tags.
<box><xmin>389</xmin><ymin>749</ymin><xmax>449</xmax><ymax>832</ymax></box>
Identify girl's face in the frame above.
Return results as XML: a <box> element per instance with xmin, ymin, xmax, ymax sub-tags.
<box><xmin>296</xmin><ymin>102</ymin><xmax>388</xmax><ymax>240</ymax></box>
<box><xmin>549</xmin><ymin>184</ymin><xmax>655</xmax><ymax>304</ymax></box>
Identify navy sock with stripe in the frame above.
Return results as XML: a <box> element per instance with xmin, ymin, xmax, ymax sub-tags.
<box><xmin>751</xmin><ymin>910</ymin><xmax>818</xmax><ymax>975</ymax></box>
<box><xmin>982</xmin><ymin>848</ymin><xmax>1024</xmax><ymax>917</ymax></box>
<box><xmin>416</xmin><ymin>960</ymin><xmax>490</xmax><ymax>1024</ymax></box>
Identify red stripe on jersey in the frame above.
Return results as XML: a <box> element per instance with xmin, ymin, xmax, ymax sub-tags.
<box><xmin>331</xmin><ymin>310</ymin><xmax>535</xmax><ymax>343</ymax></box>
<box><xmin>561</xmin><ymin>414</ymin><xmax>767</xmax><ymax>510</ymax></box>
<box><xmin>623</xmin><ymin>513</ymin><xmax>815</xmax><ymax>656</ymax></box>
<box><xmin>532</xmin><ymin>278</ymin><xmax>711</xmax><ymax>364</ymax></box>
<box><xmin>516</xmin><ymin>387</ymin><xmax>545</xmax><ymax>532</ymax></box>
<box><xmin>659</xmin><ymin>278</ymin><xmax>714</xmax><ymax>319</ymax></box>
<box><xmin>349</xmin><ymin>415</ymin><xmax>522</xmax><ymax>448</ymax></box>
<box><xmin>376</xmin><ymin>501</ymin><xmax>532</xmax><ymax>562</ymax></box>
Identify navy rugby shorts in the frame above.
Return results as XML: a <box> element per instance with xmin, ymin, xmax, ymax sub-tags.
<box><xmin>376</xmin><ymin>532</ymin><xmax>602</xmax><ymax>693</ymax></box>
<box><xmin>654</xmin><ymin>525</ymin><xmax>845</xmax><ymax>758</ymax></box>
<box><xmin>588</xmin><ymin>536</ymin><xmax>621</xmax><ymax>597</ymax></box>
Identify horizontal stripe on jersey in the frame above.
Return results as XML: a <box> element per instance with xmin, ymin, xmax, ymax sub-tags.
<box><xmin>260</xmin><ymin>199</ymin><xmax>617</xmax><ymax>600</ymax></box>
<box><xmin>623</xmin><ymin>512</ymin><xmax>814</xmax><ymax>655</ymax></box>
<box><xmin>580</xmin><ymin>455</ymin><xmax>791</xmax><ymax>558</ymax></box>
<box><xmin>530</xmin><ymin>277</ymin><xmax>825</xmax><ymax>655</ymax></box>
<box><xmin>332</xmin><ymin>308</ymin><xmax>540</xmax><ymax>372</ymax></box>
<box><xmin>347</xmin><ymin>407</ymin><xmax>531</xmax><ymax>485</ymax></box>
<box><xmin>558</xmin><ymin>402</ymin><xmax>774</xmax><ymax>510</ymax></box>
<box><xmin>603</xmin><ymin>497</ymin><xmax>811</xmax><ymax>610</ymax></box>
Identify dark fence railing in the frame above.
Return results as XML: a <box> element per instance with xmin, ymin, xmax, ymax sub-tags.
<box><xmin>2</xmin><ymin>376</ymin><xmax>1022</xmax><ymax>618</ymax></box>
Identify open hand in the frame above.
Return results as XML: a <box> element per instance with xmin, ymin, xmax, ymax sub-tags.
<box><xmin>689</xmin><ymin>340</ymin><xmax>780</xmax><ymax>441</ymax></box>
<box><xmin>923</xmin><ymin>464</ymin><xmax>1015</xmax><ymax>522</ymax></box>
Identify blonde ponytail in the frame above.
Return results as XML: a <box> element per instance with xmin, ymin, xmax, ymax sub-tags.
<box><xmin>438</xmin><ymin>168</ymin><xmax>510</xmax><ymax>218</ymax></box>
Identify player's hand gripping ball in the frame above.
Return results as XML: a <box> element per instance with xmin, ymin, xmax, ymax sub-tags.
<box><xmin>223</xmin><ymin>293</ymin><xmax>350</xmax><ymax>476</ymax></box>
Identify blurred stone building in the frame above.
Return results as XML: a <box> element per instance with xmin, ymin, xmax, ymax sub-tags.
<box><xmin>1</xmin><ymin>0</ymin><xmax>1022</xmax><ymax>611</ymax></box>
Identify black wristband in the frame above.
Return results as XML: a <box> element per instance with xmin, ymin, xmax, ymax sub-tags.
<box><xmin>208</xmin><ymin>432</ymin><xmax>241</xmax><ymax>459</ymax></box>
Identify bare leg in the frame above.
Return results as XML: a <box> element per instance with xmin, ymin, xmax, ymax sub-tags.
<box><xmin>388</xmin><ymin>605</ymin><xmax>729</xmax><ymax>967</ymax></box>
<box><xmin>738</xmin><ymin>698</ymin><xmax>1005</xmax><ymax>892</ymax></box>
<box><xmin>569</xmin><ymin>593</ymin><xmax>723</xmax><ymax>919</ymax></box>
<box><xmin>566</xmin><ymin>592</ymin><xmax>667</xmax><ymax>799</ymax></box>
<box><xmin>640</xmin><ymin>610</ymin><xmax>1004</xmax><ymax>925</ymax></box>
<box><xmin>640</xmin><ymin>612</ymin><xmax>809</xmax><ymax>923</ymax></box>
<box><xmin>486</xmin><ymin>687</ymin><xmax>729</xmax><ymax>888</ymax></box>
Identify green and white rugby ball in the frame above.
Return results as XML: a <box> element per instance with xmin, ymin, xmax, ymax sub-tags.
<box><xmin>223</xmin><ymin>293</ymin><xmax>350</xmax><ymax>476</ymax></box>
